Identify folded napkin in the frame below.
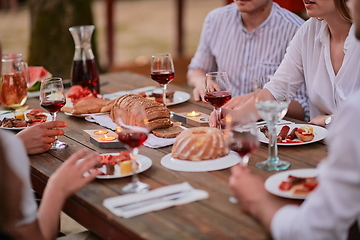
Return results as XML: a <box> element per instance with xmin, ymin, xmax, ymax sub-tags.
<box><xmin>85</xmin><ymin>114</ymin><xmax>180</xmax><ymax>148</ymax></box>
<box><xmin>103</xmin><ymin>182</ymin><xmax>208</xmax><ymax>218</ymax></box>
<box><xmin>102</xmin><ymin>86</ymin><xmax>157</xmax><ymax>100</ymax></box>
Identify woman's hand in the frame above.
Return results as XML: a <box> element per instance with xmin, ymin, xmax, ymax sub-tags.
<box><xmin>309</xmin><ymin>115</ymin><xmax>329</xmax><ymax>127</ymax></box>
<box><xmin>17</xmin><ymin>121</ymin><xmax>66</xmax><ymax>155</ymax></box>
<box><xmin>47</xmin><ymin>148</ymin><xmax>101</xmax><ymax>198</ymax></box>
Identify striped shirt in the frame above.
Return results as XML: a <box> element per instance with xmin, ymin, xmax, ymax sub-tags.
<box><xmin>189</xmin><ymin>2</ymin><xmax>309</xmax><ymax>121</ymax></box>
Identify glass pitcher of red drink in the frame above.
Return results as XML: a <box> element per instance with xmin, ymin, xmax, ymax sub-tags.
<box><xmin>69</xmin><ymin>25</ymin><xmax>100</xmax><ymax>95</ymax></box>
<box><xmin>0</xmin><ymin>53</ymin><xmax>29</xmax><ymax>109</ymax></box>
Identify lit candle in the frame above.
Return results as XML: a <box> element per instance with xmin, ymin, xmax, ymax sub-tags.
<box><xmin>94</xmin><ymin>130</ymin><xmax>108</xmax><ymax>135</ymax></box>
<box><xmin>101</xmin><ymin>135</ymin><xmax>116</xmax><ymax>141</ymax></box>
<box><xmin>187</xmin><ymin>111</ymin><xmax>200</xmax><ymax>117</ymax></box>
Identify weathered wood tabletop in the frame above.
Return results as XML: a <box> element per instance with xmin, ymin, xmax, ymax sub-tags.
<box><xmin>26</xmin><ymin>72</ymin><xmax>328</xmax><ymax>240</ymax></box>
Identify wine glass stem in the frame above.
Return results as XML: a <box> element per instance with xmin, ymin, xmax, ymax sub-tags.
<box><xmin>267</xmin><ymin>122</ymin><xmax>279</xmax><ymax>165</ymax></box>
<box><xmin>50</xmin><ymin>112</ymin><xmax>58</xmax><ymax>141</ymax></box>
<box><xmin>215</xmin><ymin>107</ymin><xmax>221</xmax><ymax>129</ymax></box>
<box><xmin>130</xmin><ymin>147</ymin><xmax>140</xmax><ymax>184</ymax></box>
<box><xmin>161</xmin><ymin>84</ymin><xmax>167</xmax><ymax>106</ymax></box>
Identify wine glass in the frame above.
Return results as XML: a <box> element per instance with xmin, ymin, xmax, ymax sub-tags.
<box><xmin>204</xmin><ymin>72</ymin><xmax>232</xmax><ymax>129</ymax></box>
<box><xmin>115</xmin><ymin>103</ymin><xmax>150</xmax><ymax>194</ymax></box>
<box><xmin>253</xmin><ymin>75</ymin><xmax>290</xmax><ymax>171</ymax></box>
<box><xmin>150</xmin><ymin>53</ymin><xmax>175</xmax><ymax>106</ymax></box>
<box><xmin>224</xmin><ymin>113</ymin><xmax>259</xmax><ymax>203</ymax></box>
<box><xmin>39</xmin><ymin>77</ymin><xmax>67</xmax><ymax>149</ymax></box>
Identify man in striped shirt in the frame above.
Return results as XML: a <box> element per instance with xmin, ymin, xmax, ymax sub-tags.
<box><xmin>188</xmin><ymin>0</ymin><xmax>309</xmax><ymax>121</ymax></box>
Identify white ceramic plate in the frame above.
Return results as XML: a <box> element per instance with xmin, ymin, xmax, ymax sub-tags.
<box><xmin>61</xmin><ymin>97</ymin><xmax>109</xmax><ymax>117</ymax></box>
<box><xmin>86</xmin><ymin>154</ymin><xmax>152</xmax><ymax>179</ymax></box>
<box><xmin>257</xmin><ymin>124</ymin><xmax>328</xmax><ymax>146</ymax></box>
<box><xmin>264</xmin><ymin>168</ymin><xmax>318</xmax><ymax>200</ymax></box>
<box><xmin>150</xmin><ymin>88</ymin><xmax>190</xmax><ymax>106</ymax></box>
<box><xmin>160</xmin><ymin>151</ymin><xmax>241</xmax><ymax>172</ymax></box>
<box><xmin>27</xmin><ymin>91</ymin><xmax>40</xmax><ymax>98</ymax></box>
<box><xmin>64</xmin><ymin>112</ymin><xmax>109</xmax><ymax>118</ymax></box>
<box><xmin>0</xmin><ymin>110</ymin><xmax>51</xmax><ymax>130</ymax></box>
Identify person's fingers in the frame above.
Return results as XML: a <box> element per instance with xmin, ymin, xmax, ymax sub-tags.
<box><xmin>45</xmin><ymin>128</ymin><xmax>65</xmax><ymax>137</ymax></box>
<box><xmin>66</xmin><ymin>148</ymin><xmax>89</xmax><ymax>165</ymax></box>
<box><xmin>209</xmin><ymin>111</ymin><xmax>217</xmax><ymax>128</ymax></box>
<box><xmin>40</xmin><ymin>120</ymin><xmax>67</xmax><ymax>129</ymax></box>
<box><xmin>77</xmin><ymin>152</ymin><xmax>101</xmax><ymax>173</ymax></box>
<box><xmin>193</xmin><ymin>89</ymin><xmax>201</xmax><ymax>101</ymax></box>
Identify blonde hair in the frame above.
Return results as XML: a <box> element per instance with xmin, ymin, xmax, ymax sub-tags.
<box><xmin>334</xmin><ymin>0</ymin><xmax>351</xmax><ymax>22</ymax></box>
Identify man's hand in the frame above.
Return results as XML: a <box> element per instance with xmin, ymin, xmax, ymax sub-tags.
<box><xmin>16</xmin><ymin>121</ymin><xmax>67</xmax><ymax>155</ymax></box>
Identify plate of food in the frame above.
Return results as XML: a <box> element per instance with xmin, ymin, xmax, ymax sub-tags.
<box><xmin>264</xmin><ymin>168</ymin><xmax>318</xmax><ymax>199</ymax></box>
<box><xmin>86</xmin><ymin>152</ymin><xmax>152</xmax><ymax>179</ymax></box>
<box><xmin>104</xmin><ymin>87</ymin><xmax>191</xmax><ymax>106</ymax></box>
<box><xmin>160</xmin><ymin>151</ymin><xmax>241</xmax><ymax>172</ymax></box>
<box><xmin>0</xmin><ymin>109</ymin><xmax>51</xmax><ymax>130</ymax></box>
<box><xmin>144</xmin><ymin>88</ymin><xmax>190</xmax><ymax>106</ymax></box>
<box><xmin>257</xmin><ymin>124</ymin><xmax>328</xmax><ymax>146</ymax></box>
<box><xmin>61</xmin><ymin>97</ymin><xmax>111</xmax><ymax>117</ymax></box>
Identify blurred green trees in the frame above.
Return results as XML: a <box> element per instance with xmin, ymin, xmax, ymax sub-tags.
<box><xmin>28</xmin><ymin>0</ymin><xmax>100</xmax><ymax>79</ymax></box>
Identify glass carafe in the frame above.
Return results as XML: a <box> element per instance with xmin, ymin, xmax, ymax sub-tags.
<box><xmin>0</xmin><ymin>54</ymin><xmax>29</xmax><ymax>109</ymax></box>
<box><xmin>69</xmin><ymin>25</ymin><xmax>100</xmax><ymax>95</ymax></box>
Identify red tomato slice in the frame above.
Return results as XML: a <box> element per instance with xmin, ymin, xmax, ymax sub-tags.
<box><xmin>279</xmin><ymin>181</ymin><xmax>292</xmax><ymax>191</ymax></box>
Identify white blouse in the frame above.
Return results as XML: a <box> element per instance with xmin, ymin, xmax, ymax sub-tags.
<box><xmin>271</xmin><ymin>92</ymin><xmax>360</xmax><ymax>240</ymax></box>
<box><xmin>265</xmin><ymin>18</ymin><xmax>360</xmax><ymax>120</ymax></box>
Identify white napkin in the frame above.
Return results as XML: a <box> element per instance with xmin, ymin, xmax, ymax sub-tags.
<box><xmin>102</xmin><ymin>86</ymin><xmax>157</xmax><ymax>100</ymax></box>
<box><xmin>85</xmin><ymin>114</ymin><xmax>179</xmax><ymax>148</ymax></box>
<box><xmin>103</xmin><ymin>182</ymin><xmax>208</xmax><ymax>218</ymax></box>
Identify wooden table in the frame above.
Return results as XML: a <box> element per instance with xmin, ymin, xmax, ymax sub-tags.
<box><xmin>26</xmin><ymin>72</ymin><xmax>328</xmax><ymax>240</ymax></box>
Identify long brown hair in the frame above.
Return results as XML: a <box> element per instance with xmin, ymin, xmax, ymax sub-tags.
<box><xmin>334</xmin><ymin>0</ymin><xmax>352</xmax><ymax>22</ymax></box>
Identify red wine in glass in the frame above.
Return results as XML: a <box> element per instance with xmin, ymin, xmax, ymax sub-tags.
<box><xmin>117</xmin><ymin>131</ymin><xmax>148</xmax><ymax>149</ymax></box>
<box><xmin>150</xmin><ymin>70</ymin><xmax>174</xmax><ymax>85</ymax></box>
<box><xmin>71</xmin><ymin>59</ymin><xmax>100</xmax><ymax>95</ymax></box>
<box><xmin>40</xmin><ymin>100</ymin><xmax>66</xmax><ymax>113</ymax></box>
<box><xmin>204</xmin><ymin>91</ymin><xmax>232</xmax><ymax>108</ymax></box>
<box><xmin>229</xmin><ymin>139</ymin><xmax>258</xmax><ymax>158</ymax></box>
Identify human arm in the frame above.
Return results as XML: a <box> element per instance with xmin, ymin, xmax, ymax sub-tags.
<box><xmin>187</xmin><ymin>69</ymin><xmax>207</xmax><ymax>102</ymax></box>
<box><xmin>309</xmin><ymin>114</ymin><xmax>330</xmax><ymax>127</ymax></box>
<box><xmin>231</xmin><ymin>96</ymin><xmax>360</xmax><ymax>240</ymax></box>
<box><xmin>229</xmin><ymin>165</ymin><xmax>298</xmax><ymax>232</ymax></box>
<box><xmin>37</xmin><ymin>149</ymin><xmax>101</xmax><ymax>240</ymax></box>
<box><xmin>16</xmin><ymin>121</ymin><xmax>67</xmax><ymax>155</ymax></box>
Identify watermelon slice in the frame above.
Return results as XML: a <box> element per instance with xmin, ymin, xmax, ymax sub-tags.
<box><xmin>28</xmin><ymin>66</ymin><xmax>52</xmax><ymax>92</ymax></box>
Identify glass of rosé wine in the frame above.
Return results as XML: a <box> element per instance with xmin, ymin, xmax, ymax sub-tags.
<box><xmin>150</xmin><ymin>53</ymin><xmax>175</xmax><ymax>106</ymax></box>
<box><xmin>115</xmin><ymin>103</ymin><xmax>150</xmax><ymax>194</ymax></box>
<box><xmin>204</xmin><ymin>72</ymin><xmax>232</xmax><ymax>129</ymax></box>
<box><xmin>39</xmin><ymin>77</ymin><xmax>67</xmax><ymax>149</ymax></box>
<box><xmin>224</xmin><ymin>112</ymin><xmax>259</xmax><ymax>204</ymax></box>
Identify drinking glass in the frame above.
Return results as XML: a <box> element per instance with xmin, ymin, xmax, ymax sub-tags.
<box><xmin>39</xmin><ymin>77</ymin><xmax>67</xmax><ymax>149</ymax></box>
<box><xmin>150</xmin><ymin>53</ymin><xmax>175</xmax><ymax>106</ymax></box>
<box><xmin>253</xmin><ymin>75</ymin><xmax>290</xmax><ymax>171</ymax></box>
<box><xmin>0</xmin><ymin>53</ymin><xmax>29</xmax><ymax>109</ymax></box>
<box><xmin>204</xmin><ymin>72</ymin><xmax>232</xmax><ymax>129</ymax></box>
<box><xmin>115</xmin><ymin>104</ymin><xmax>150</xmax><ymax>193</ymax></box>
<box><xmin>224</xmin><ymin>113</ymin><xmax>259</xmax><ymax>203</ymax></box>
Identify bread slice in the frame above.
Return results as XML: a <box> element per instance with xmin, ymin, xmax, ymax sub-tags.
<box><xmin>152</xmin><ymin>124</ymin><xmax>183</xmax><ymax>138</ymax></box>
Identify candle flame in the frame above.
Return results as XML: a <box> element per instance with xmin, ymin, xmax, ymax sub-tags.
<box><xmin>187</xmin><ymin>111</ymin><xmax>200</xmax><ymax>117</ymax></box>
<box><xmin>101</xmin><ymin>135</ymin><xmax>116</xmax><ymax>141</ymax></box>
<box><xmin>94</xmin><ymin>130</ymin><xmax>108</xmax><ymax>135</ymax></box>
